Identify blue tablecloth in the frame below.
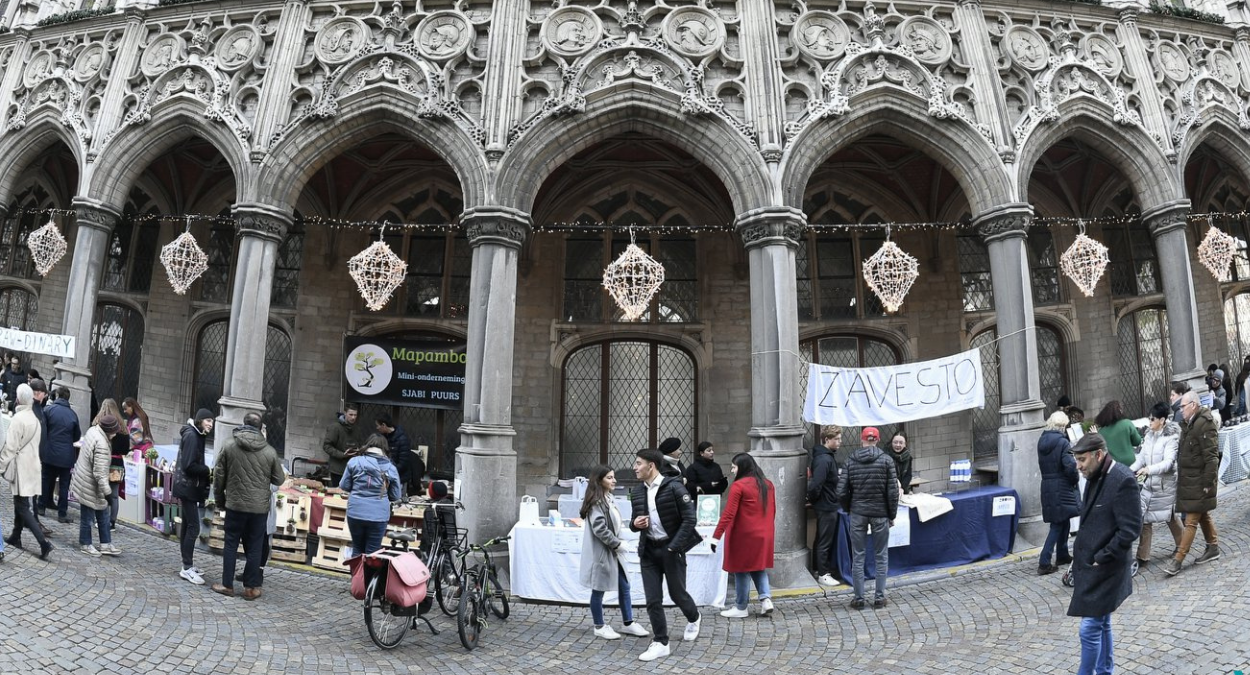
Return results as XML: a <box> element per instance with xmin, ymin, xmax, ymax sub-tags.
<box><xmin>837</xmin><ymin>485</ymin><xmax>1019</xmax><ymax>584</ymax></box>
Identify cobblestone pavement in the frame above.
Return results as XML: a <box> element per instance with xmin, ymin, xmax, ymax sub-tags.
<box><xmin>2</xmin><ymin>483</ymin><xmax>1247</xmax><ymax>675</ymax></box>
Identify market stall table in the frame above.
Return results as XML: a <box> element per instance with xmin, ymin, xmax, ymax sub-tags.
<box><xmin>836</xmin><ymin>485</ymin><xmax>1019</xmax><ymax>584</ymax></box>
<box><xmin>509</xmin><ymin>524</ymin><xmax>728</xmax><ymax>607</ymax></box>
<box><xmin>1218</xmin><ymin>424</ymin><xmax>1250</xmax><ymax>484</ymax></box>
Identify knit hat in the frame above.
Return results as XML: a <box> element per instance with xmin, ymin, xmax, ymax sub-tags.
<box><xmin>428</xmin><ymin>481</ymin><xmax>449</xmax><ymax>500</ymax></box>
<box><xmin>1214</xmin><ymin>369</ymin><xmax>1225</xmax><ymax>381</ymax></box>
<box><xmin>861</xmin><ymin>427</ymin><xmax>880</xmax><ymax>442</ymax></box>
<box><xmin>658</xmin><ymin>437</ymin><xmax>682</xmax><ymax>456</ymax></box>
<box><xmin>194</xmin><ymin>408</ymin><xmax>214</xmax><ymax>424</ymax></box>
<box><xmin>98</xmin><ymin>415</ymin><xmax>122</xmax><ymax>435</ymax></box>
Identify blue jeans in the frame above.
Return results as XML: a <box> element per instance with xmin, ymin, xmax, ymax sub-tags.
<box><xmin>79</xmin><ymin>505</ymin><xmax>111</xmax><ymax>546</ymax></box>
<box><xmin>347</xmin><ymin>517</ymin><xmax>387</xmax><ymax>556</ymax></box>
<box><xmin>849</xmin><ymin>513</ymin><xmax>890</xmax><ymax>601</ymax></box>
<box><xmin>1041</xmin><ymin>520</ymin><xmax>1071</xmax><ymax>567</ymax></box>
<box><xmin>0</xmin><ymin>513</ymin><xmax>6</xmax><ymax>553</ymax></box>
<box><xmin>590</xmin><ymin>562</ymin><xmax>634</xmax><ymax>627</ymax></box>
<box><xmin>1078</xmin><ymin>614</ymin><xmax>1114</xmax><ymax>675</ymax></box>
<box><xmin>733</xmin><ymin>571</ymin><xmax>771</xmax><ymax>610</ymax></box>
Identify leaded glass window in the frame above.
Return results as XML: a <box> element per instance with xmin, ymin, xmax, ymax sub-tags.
<box><xmin>199</xmin><ymin>219</ymin><xmax>235</xmax><ymax>303</ymax></box>
<box><xmin>971</xmin><ymin>324</ymin><xmax>1067</xmax><ymax>463</ymax></box>
<box><xmin>91</xmin><ymin>303</ymin><xmax>144</xmax><ymax>404</ymax></box>
<box><xmin>798</xmin><ymin>335</ymin><xmax>901</xmax><ymax>449</ymax></box>
<box><xmin>2</xmin><ymin>185</ymin><xmax>50</xmax><ymax>280</ymax></box>
<box><xmin>102</xmin><ymin>205</ymin><xmax>160</xmax><ymax>294</ymax></box>
<box><xmin>1225</xmin><ymin>293</ymin><xmax>1250</xmax><ymax>367</ymax></box>
<box><xmin>563</xmin><ymin>234</ymin><xmax>698</xmax><ymax>323</ymax></box>
<box><xmin>1117</xmin><ymin>308</ymin><xmax>1171</xmax><ymax>418</ymax></box>
<box><xmin>560</xmin><ymin>340</ymin><xmax>697</xmax><ymax>480</ymax></box>
<box><xmin>958</xmin><ymin>235</ymin><xmax>994</xmax><ymax>312</ymax></box>
<box><xmin>1028</xmin><ymin>229</ymin><xmax>1062</xmax><ymax>306</ymax></box>
<box><xmin>796</xmin><ymin>233</ymin><xmax>888</xmax><ymax>320</ymax></box>
<box><xmin>1105</xmin><ymin>222</ymin><xmax>1162</xmax><ymax>298</ymax></box>
<box><xmin>0</xmin><ymin>287</ymin><xmax>38</xmax><ymax>330</ymax></box>
<box><xmin>193</xmin><ymin>320</ymin><xmax>293</xmax><ymax>454</ymax></box>
<box><xmin>271</xmin><ymin>222</ymin><xmax>305</xmax><ymax>309</ymax></box>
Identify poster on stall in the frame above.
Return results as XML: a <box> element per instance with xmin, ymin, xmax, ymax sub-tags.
<box><xmin>552</xmin><ymin>531</ymin><xmax>581</xmax><ymax>553</ymax></box>
<box><xmin>868</xmin><ymin>506</ymin><xmax>911</xmax><ymax>548</ymax></box>
<box><xmin>342</xmin><ymin>335</ymin><xmax>466</xmax><ymax>409</ymax></box>
<box><xmin>992</xmin><ymin>495</ymin><xmax>1017</xmax><ymax>517</ymax></box>
<box><xmin>695</xmin><ymin>495</ymin><xmax>722</xmax><ymax>526</ymax></box>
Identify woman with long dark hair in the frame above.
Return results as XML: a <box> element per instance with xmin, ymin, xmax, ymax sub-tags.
<box><xmin>711</xmin><ymin>453</ymin><xmax>776</xmax><ymax>618</ymax></box>
<box><xmin>578</xmin><ymin>465</ymin><xmax>648</xmax><ymax>640</ymax></box>
<box><xmin>122</xmin><ymin>397</ymin><xmax>154</xmax><ymax>458</ymax></box>
<box><xmin>1094</xmin><ymin>400</ymin><xmax>1140</xmax><ymax>466</ymax></box>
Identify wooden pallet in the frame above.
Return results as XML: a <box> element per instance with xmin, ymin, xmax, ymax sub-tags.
<box><xmin>311</xmin><ymin>531</ymin><xmax>352</xmax><ymax>572</ymax></box>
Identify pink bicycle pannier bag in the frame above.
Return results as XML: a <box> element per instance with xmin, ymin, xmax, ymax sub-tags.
<box><xmin>385</xmin><ymin>551</ymin><xmax>431</xmax><ymax>607</ymax></box>
<box><xmin>347</xmin><ymin>555</ymin><xmax>368</xmax><ymax>600</ymax></box>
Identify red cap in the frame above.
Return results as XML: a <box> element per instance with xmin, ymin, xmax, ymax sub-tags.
<box><xmin>861</xmin><ymin>427</ymin><xmax>880</xmax><ymax>442</ymax></box>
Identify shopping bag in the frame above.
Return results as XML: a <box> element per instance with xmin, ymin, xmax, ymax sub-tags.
<box><xmin>518</xmin><ymin>495</ymin><xmax>541</xmax><ymax>526</ymax></box>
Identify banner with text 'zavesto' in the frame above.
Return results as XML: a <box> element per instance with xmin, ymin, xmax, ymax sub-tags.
<box><xmin>342</xmin><ymin>335</ymin><xmax>466</xmax><ymax>410</ymax></box>
<box><xmin>802</xmin><ymin>349</ymin><xmax>985</xmax><ymax>427</ymax></box>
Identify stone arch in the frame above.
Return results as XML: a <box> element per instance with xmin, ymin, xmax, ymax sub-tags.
<box><xmin>261</xmin><ymin>89</ymin><xmax>489</xmax><ymax>213</ymax></box>
<box><xmin>1016</xmin><ymin>99</ymin><xmax>1180</xmax><ymax>210</ymax></box>
<box><xmin>497</xmin><ymin>82</ymin><xmax>772</xmax><ymax>218</ymax></box>
<box><xmin>87</xmin><ymin>99</ymin><xmax>248</xmax><ymax>209</ymax></box>
<box><xmin>0</xmin><ymin>113</ymin><xmax>84</xmax><ymax>206</ymax></box>
<box><xmin>796</xmin><ymin>325</ymin><xmax>913</xmax><ymax>364</ymax></box>
<box><xmin>1174</xmin><ymin>112</ymin><xmax>1250</xmax><ymax>193</ymax></box>
<box><xmin>550</xmin><ymin>327</ymin><xmax>708</xmax><ymax>370</ymax></box>
<box><xmin>354</xmin><ymin>319</ymin><xmax>468</xmax><ymax>341</ymax></box>
<box><xmin>780</xmin><ymin>91</ymin><xmax>1011</xmax><ymax>218</ymax></box>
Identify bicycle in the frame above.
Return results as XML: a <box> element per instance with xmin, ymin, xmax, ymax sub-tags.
<box><xmin>424</xmin><ymin>501</ymin><xmax>468</xmax><ymax>617</ymax></box>
<box><xmin>455</xmin><ymin>534</ymin><xmax>511</xmax><ymax>650</ymax></box>
<box><xmin>354</xmin><ymin>529</ymin><xmax>440</xmax><ymax>650</ymax></box>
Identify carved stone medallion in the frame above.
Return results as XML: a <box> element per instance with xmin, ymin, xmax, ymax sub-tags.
<box><xmin>23</xmin><ymin>51</ymin><xmax>55</xmax><ymax>89</ymax></box>
<box><xmin>316</xmin><ymin>17</ymin><xmax>366</xmax><ymax>65</ymax></box>
<box><xmin>216</xmin><ymin>25</ymin><xmax>260</xmax><ymax>71</ymax></box>
<box><xmin>543</xmin><ymin>6</ymin><xmax>602</xmax><ymax>58</ymax></box>
<box><xmin>899</xmin><ymin>17</ymin><xmax>951</xmax><ymax>65</ymax></box>
<box><xmin>662</xmin><ymin>7</ymin><xmax>724</xmax><ymax>59</ymax></box>
<box><xmin>1083</xmin><ymin>34</ymin><xmax>1121</xmax><ymax>79</ymax></box>
<box><xmin>416</xmin><ymin>11</ymin><xmax>472</xmax><ymax>61</ymax></box>
<box><xmin>792</xmin><ymin>11</ymin><xmax>850</xmax><ymax>61</ymax></box>
<box><xmin>74</xmin><ymin>44</ymin><xmax>106</xmax><ymax>82</ymax></box>
<box><xmin>1211</xmin><ymin>50</ymin><xmax>1241</xmax><ymax>90</ymax></box>
<box><xmin>1005</xmin><ymin>26</ymin><xmax>1048</xmax><ymax>71</ymax></box>
<box><xmin>142</xmin><ymin>34</ymin><xmax>185</xmax><ymax>78</ymax></box>
<box><xmin>1157</xmin><ymin>43</ymin><xmax>1189</xmax><ymax>82</ymax></box>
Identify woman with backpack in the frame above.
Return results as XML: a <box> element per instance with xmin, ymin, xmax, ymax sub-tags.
<box><xmin>339</xmin><ymin>434</ymin><xmax>401</xmax><ymax>555</ymax></box>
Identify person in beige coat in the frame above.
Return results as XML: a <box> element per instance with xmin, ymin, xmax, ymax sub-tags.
<box><xmin>72</xmin><ymin>415</ymin><xmax>123</xmax><ymax>557</ymax></box>
<box><xmin>0</xmin><ymin>384</ymin><xmax>52</xmax><ymax>559</ymax></box>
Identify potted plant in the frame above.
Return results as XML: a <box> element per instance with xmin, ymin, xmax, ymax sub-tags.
<box><xmin>144</xmin><ymin>448</ymin><xmax>159</xmax><ymax>464</ymax></box>
<box><xmin>286</xmin><ymin>517</ymin><xmax>297</xmax><ymax>535</ymax></box>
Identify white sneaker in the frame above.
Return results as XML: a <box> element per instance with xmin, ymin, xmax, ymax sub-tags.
<box><xmin>593</xmin><ymin>625</ymin><xmax>621</xmax><ymax>640</ymax></box>
<box><xmin>818</xmin><ymin>574</ymin><xmax>840</xmax><ymax>586</ymax></box>
<box><xmin>760</xmin><ymin>598</ymin><xmax>774</xmax><ymax>616</ymax></box>
<box><xmin>719</xmin><ymin>607</ymin><xmax>749</xmax><ymax>618</ymax></box>
<box><xmin>618</xmin><ymin>622</ymin><xmax>649</xmax><ymax>637</ymax></box>
<box><xmin>638</xmin><ymin>641</ymin><xmax>670</xmax><ymax>662</ymax></box>
<box><xmin>80</xmin><ymin>544</ymin><xmax>101</xmax><ymax>557</ymax></box>
<box><xmin>682</xmin><ymin>615</ymin><xmax>701</xmax><ymax>641</ymax></box>
<box><xmin>180</xmin><ymin>567</ymin><xmax>206</xmax><ymax>585</ymax></box>
<box><xmin>98</xmin><ymin>544</ymin><xmax>121</xmax><ymax>557</ymax></box>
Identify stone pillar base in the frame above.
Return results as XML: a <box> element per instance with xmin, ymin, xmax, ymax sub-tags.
<box><xmin>455</xmin><ymin>423</ymin><xmax>517</xmax><ymax>546</ymax></box>
<box><xmin>54</xmin><ymin>362</ymin><xmax>93</xmax><ymax>434</ymax></box>
<box><xmin>997</xmin><ymin>400</ymin><xmax>1047</xmax><ymax>549</ymax></box>
<box><xmin>749</xmin><ymin>424</ymin><xmax>816</xmax><ymax>590</ymax></box>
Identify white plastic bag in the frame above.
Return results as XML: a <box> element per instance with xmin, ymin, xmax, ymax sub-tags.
<box><xmin>518</xmin><ymin>495</ymin><xmax>541</xmax><ymax>526</ymax></box>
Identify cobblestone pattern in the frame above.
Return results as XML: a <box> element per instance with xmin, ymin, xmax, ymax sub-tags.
<box><xmin>1</xmin><ymin>482</ymin><xmax>1247</xmax><ymax>675</ymax></box>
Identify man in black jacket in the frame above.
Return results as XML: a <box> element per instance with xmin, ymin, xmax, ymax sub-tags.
<box><xmin>630</xmin><ymin>448</ymin><xmax>700</xmax><ymax>662</ymax></box>
<box><xmin>173</xmin><ymin>408</ymin><xmax>214</xmax><ymax>585</ymax></box>
<box><xmin>807</xmin><ymin>426</ymin><xmax>843</xmax><ymax>586</ymax></box>
<box><xmin>836</xmin><ymin>427</ymin><xmax>899</xmax><ymax>610</ymax></box>
<box><xmin>375</xmin><ymin>413</ymin><xmax>418</xmax><ymax>494</ymax></box>
<box><xmin>39</xmin><ymin>382</ymin><xmax>80</xmax><ymax>524</ymax></box>
<box><xmin>1068</xmin><ymin>433</ymin><xmax>1141</xmax><ymax>675</ymax></box>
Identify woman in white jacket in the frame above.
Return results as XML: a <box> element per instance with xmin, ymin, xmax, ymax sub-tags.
<box><xmin>1130</xmin><ymin>402</ymin><xmax>1182</xmax><ymax>565</ymax></box>
<box><xmin>0</xmin><ymin>384</ymin><xmax>52</xmax><ymax>559</ymax></box>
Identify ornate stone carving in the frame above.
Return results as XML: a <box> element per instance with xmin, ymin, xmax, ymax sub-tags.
<box><xmin>1006</xmin><ymin>26</ymin><xmax>1048</xmax><ymax>71</ymax></box>
<box><xmin>1157</xmin><ymin>43</ymin><xmax>1189</xmax><ymax>82</ymax></box>
<box><xmin>416</xmin><ymin>11</ymin><xmax>472</xmax><ymax>61</ymax></box>
<box><xmin>315</xmin><ymin>17</ymin><xmax>366</xmax><ymax>65</ymax></box>
<box><xmin>23</xmin><ymin>50</ymin><xmax>55</xmax><ymax>89</ymax></box>
<box><xmin>1084</xmin><ymin>35</ymin><xmax>1122</xmax><ymax>79</ymax></box>
<box><xmin>74</xmin><ymin>202</ymin><xmax>120</xmax><ymax>234</ymax></box>
<box><xmin>73</xmin><ymin>45</ymin><xmax>106</xmax><ymax>82</ymax></box>
<box><xmin>1210</xmin><ymin>50</ymin><xmax>1241</xmax><ymax>90</ymax></box>
<box><xmin>899</xmin><ymin>17</ymin><xmax>951</xmax><ymax>66</ymax></box>
<box><xmin>975</xmin><ymin>211</ymin><xmax>1031</xmax><ymax>243</ymax></box>
<box><xmin>235</xmin><ymin>210</ymin><xmax>291</xmax><ymax>243</ymax></box>
<box><xmin>792</xmin><ymin>11</ymin><xmax>850</xmax><ymax>61</ymax></box>
<box><xmin>543</xmin><ymin>6</ymin><xmax>601</xmax><ymax>58</ymax></box>
<box><xmin>1144</xmin><ymin>205</ymin><xmax>1188</xmax><ymax>239</ymax></box>
<box><xmin>662</xmin><ymin>7</ymin><xmax>723</xmax><ymax>59</ymax></box>
<box><xmin>141</xmin><ymin>34</ymin><xmax>184</xmax><ymax>78</ymax></box>
<box><xmin>735</xmin><ymin>208</ymin><xmax>805</xmax><ymax>250</ymax></box>
<box><xmin>463</xmin><ymin>209</ymin><xmax>530</xmax><ymax>249</ymax></box>
<box><xmin>216</xmin><ymin>25</ymin><xmax>260</xmax><ymax>72</ymax></box>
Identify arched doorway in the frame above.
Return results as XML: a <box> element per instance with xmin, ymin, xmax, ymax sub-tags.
<box><xmin>91</xmin><ymin>303</ymin><xmax>144</xmax><ymax>404</ymax></box>
<box><xmin>192</xmin><ymin>320</ymin><xmax>293</xmax><ymax>454</ymax></box>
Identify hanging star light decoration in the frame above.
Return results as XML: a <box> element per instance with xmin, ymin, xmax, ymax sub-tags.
<box><xmin>602</xmin><ymin>229</ymin><xmax>665</xmax><ymax>321</ymax></box>
<box><xmin>26</xmin><ymin>218</ymin><xmax>68</xmax><ymax>277</ymax></box>
<box><xmin>862</xmin><ymin>228</ymin><xmax>918</xmax><ymax>313</ymax></box>
<box><xmin>159</xmin><ymin>221</ymin><xmax>209</xmax><ymax>295</ymax></box>
<box><xmin>349</xmin><ymin>225</ymin><xmax>408</xmax><ymax>311</ymax></box>
<box><xmin>1059</xmin><ymin>220</ymin><xmax>1110</xmax><ymax>297</ymax></box>
<box><xmin>1197</xmin><ymin>216</ymin><xmax>1237</xmax><ymax>282</ymax></box>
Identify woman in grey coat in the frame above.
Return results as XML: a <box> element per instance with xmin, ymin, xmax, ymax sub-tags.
<box><xmin>1129</xmin><ymin>402</ymin><xmax>1182</xmax><ymax>565</ymax></box>
<box><xmin>578</xmin><ymin>465</ymin><xmax>649</xmax><ymax>641</ymax></box>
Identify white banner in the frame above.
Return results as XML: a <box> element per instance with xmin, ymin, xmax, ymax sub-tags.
<box><xmin>803</xmin><ymin>348</ymin><xmax>985</xmax><ymax>426</ymax></box>
<box><xmin>0</xmin><ymin>327</ymin><xmax>75</xmax><ymax>358</ymax></box>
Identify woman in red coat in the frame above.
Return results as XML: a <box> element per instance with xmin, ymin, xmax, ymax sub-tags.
<box><xmin>710</xmin><ymin>453</ymin><xmax>775</xmax><ymax>618</ymax></box>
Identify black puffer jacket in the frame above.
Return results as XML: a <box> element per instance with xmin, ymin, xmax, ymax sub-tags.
<box><xmin>806</xmin><ymin>444</ymin><xmax>840</xmax><ymax>512</ymax></box>
<box><xmin>684</xmin><ymin>455</ymin><xmax>725</xmax><ymax>499</ymax></box>
<box><xmin>835</xmin><ymin>446</ymin><xmax>899</xmax><ymax>518</ymax></box>
<box><xmin>1037</xmin><ymin>429</ymin><xmax>1080</xmax><ymax>523</ymax></box>
<box><xmin>173</xmin><ymin>423</ymin><xmax>211</xmax><ymax>502</ymax></box>
<box><xmin>630</xmin><ymin>474</ymin><xmax>698</xmax><ymax>554</ymax></box>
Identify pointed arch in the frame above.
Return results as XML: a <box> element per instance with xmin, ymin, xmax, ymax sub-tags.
<box><xmin>0</xmin><ymin>112</ymin><xmax>85</xmax><ymax>206</ymax></box>
<box><xmin>1175</xmin><ymin>112</ymin><xmax>1250</xmax><ymax>192</ymax></box>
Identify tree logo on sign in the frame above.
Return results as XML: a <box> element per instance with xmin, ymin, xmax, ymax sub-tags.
<box><xmin>345</xmin><ymin>343</ymin><xmax>393</xmax><ymax>395</ymax></box>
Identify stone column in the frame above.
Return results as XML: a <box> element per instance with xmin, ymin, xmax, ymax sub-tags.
<box><xmin>1144</xmin><ymin>200</ymin><xmax>1206</xmax><ymax>389</ymax></box>
<box><xmin>735</xmin><ymin>207</ymin><xmax>811</xmax><ymax>589</ymax></box>
<box><xmin>56</xmin><ymin>198</ymin><xmax>120</xmax><ymax>433</ymax></box>
<box><xmin>215</xmin><ymin>203</ymin><xmax>290</xmax><ymax>443</ymax></box>
<box><xmin>455</xmin><ymin>207</ymin><xmax>528</xmax><ymax>544</ymax></box>
<box><xmin>974</xmin><ymin>204</ymin><xmax>1046</xmax><ymax>547</ymax></box>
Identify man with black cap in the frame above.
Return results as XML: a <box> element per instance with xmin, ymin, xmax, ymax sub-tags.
<box><xmin>1067</xmin><ymin>432</ymin><xmax>1141</xmax><ymax>675</ymax></box>
<box><xmin>836</xmin><ymin>426</ymin><xmax>898</xmax><ymax>610</ymax></box>
<box><xmin>173</xmin><ymin>408</ymin><xmax>215</xmax><ymax>585</ymax></box>
<box><xmin>658</xmin><ymin>437</ymin><xmax>685</xmax><ymax>483</ymax></box>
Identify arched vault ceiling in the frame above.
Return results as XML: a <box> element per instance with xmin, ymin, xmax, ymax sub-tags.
<box><xmin>297</xmin><ymin>133</ymin><xmax>458</xmax><ymax>221</ymax></box>
<box><xmin>1026</xmin><ymin>138</ymin><xmax>1133</xmax><ymax>218</ymax></box>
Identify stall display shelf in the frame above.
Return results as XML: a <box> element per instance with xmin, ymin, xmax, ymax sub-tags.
<box><xmin>270</xmin><ymin>532</ymin><xmax>308</xmax><ymax>564</ymax></box>
<box><xmin>312</xmin><ymin>535</ymin><xmax>351</xmax><ymax>572</ymax></box>
<box><xmin>146</xmin><ymin>501</ymin><xmax>180</xmax><ymax>536</ymax></box>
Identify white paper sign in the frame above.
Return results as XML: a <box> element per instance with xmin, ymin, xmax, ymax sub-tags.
<box><xmin>802</xmin><ymin>349</ymin><xmax>985</xmax><ymax>426</ymax></box>
<box><xmin>687</xmin><ymin>539</ymin><xmax>713</xmax><ymax>556</ymax></box>
<box><xmin>888</xmin><ymin>506</ymin><xmax>910</xmax><ymax>548</ymax></box>
<box><xmin>0</xmin><ymin>327</ymin><xmax>75</xmax><ymax>358</ymax></box>
<box><xmin>992</xmin><ymin>496</ymin><xmax>1017</xmax><ymax>517</ymax></box>
<box><xmin>552</xmin><ymin>530</ymin><xmax>581</xmax><ymax>553</ymax></box>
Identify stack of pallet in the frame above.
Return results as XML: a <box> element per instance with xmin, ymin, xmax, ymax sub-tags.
<box><xmin>207</xmin><ymin>510</ymin><xmax>244</xmax><ymax>555</ymax></box>
<box><xmin>312</xmin><ymin>494</ymin><xmax>351</xmax><ymax>572</ymax></box>
<box><xmin>271</xmin><ymin>493</ymin><xmax>312</xmax><ymax>563</ymax></box>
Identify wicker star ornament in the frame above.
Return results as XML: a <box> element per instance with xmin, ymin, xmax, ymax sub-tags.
<box><xmin>1059</xmin><ymin>221</ymin><xmax>1110</xmax><ymax>297</ymax></box>
<box><xmin>349</xmin><ymin>227</ymin><xmax>408</xmax><ymax>311</ymax></box>
<box><xmin>862</xmin><ymin>237</ymin><xmax>919</xmax><ymax>313</ymax></box>
<box><xmin>602</xmin><ymin>231</ymin><xmax>665</xmax><ymax>321</ymax></box>
<box><xmin>160</xmin><ymin>228</ymin><xmax>209</xmax><ymax>295</ymax></box>
<box><xmin>26</xmin><ymin>219</ymin><xmax>68</xmax><ymax>277</ymax></box>
<box><xmin>1197</xmin><ymin>221</ymin><xmax>1237</xmax><ymax>282</ymax></box>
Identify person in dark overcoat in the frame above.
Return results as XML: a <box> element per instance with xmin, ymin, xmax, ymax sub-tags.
<box><xmin>1165</xmin><ymin>392</ymin><xmax>1221</xmax><ymax>576</ymax></box>
<box><xmin>1037</xmin><ymin>411</ymin><xmax>1079</xmax><ymax>574</ymax></box>
<box><xmin>1067</xmin><ymin>433</ymin><xmax>1142</xmax><ymax>675</ymax></box>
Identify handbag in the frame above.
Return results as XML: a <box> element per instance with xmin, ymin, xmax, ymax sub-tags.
<box><xmin>109</xmin><ymin>467</ymin><xmax>123</xmax><ymax>483</ymax></box>
<box><xmin>518</xmin><ymin>495</ymin><xmax>541</xmax><ymax>526</ymax></box>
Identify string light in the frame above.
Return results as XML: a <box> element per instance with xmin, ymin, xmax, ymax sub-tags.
<box><xmin>26</xmin><ymin>217</ymin><xmax>68</xmax><ymax>277</ymax></box>
<box><xmin>159</xmin><ymin>220</ymin><xmax>209</xmax><ymax>295</ymax></box>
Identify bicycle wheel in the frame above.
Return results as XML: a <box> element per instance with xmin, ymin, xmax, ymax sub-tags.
<box><xmin>436</xmin><ymin>557</ymin><xmax>460</xmax><ymax>617</ymax></box>
<box><xmin>364</xmin><ymin>573</ymin><xmax>409</xmax><ymax>649</ymax></box>
<box><xmin>486</xmin><ymin>568</ymin><xmax>509</xmax><ymax>620</ymax></box>
<box><xmin>457</xmin><ymin>568</ymin><xmax>484</xmax><ymax>650</ymax></box>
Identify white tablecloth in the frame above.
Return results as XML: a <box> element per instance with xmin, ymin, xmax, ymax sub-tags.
<box><xmin>1218</xmin><ymin>425</ymin><xmax>1250</xmax><ymax>484</ymax></box>
<box><xmin>509</xmin><ymin>524</ymin><xmax>728</xmax><ymax>607</ymax></box>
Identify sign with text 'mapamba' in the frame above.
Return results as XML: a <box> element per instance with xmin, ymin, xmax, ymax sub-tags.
<box><xmin>342</xmin><ymin>335</ymin><xmax>466</xmax><ymax>410</ymax></box>
<box><xmin>802</xmin><ymin>349</ymin><xmax>985</xmax><ymax>427</ymax></box>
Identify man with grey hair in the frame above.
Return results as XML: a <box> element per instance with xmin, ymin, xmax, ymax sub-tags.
<box><xmin>1165</xmin><ymin>391</ymin><xmax>1221</xmax><ymax>576</ymax></box>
